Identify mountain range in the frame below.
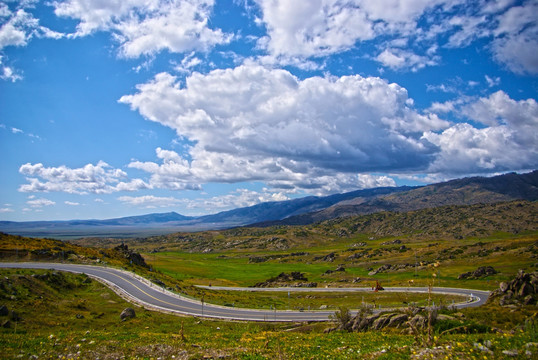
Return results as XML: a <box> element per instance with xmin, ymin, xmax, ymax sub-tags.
<box><xmin>1</xmin><ymin>170</ymin><xmax>536</xmax><ymax>239</ymax></box>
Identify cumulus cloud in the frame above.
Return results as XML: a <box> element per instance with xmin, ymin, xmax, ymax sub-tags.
<box><xmin>0</xmin><ymin>4</ymin><xmax>63</xmax><ymax>50</ymax></box>
<box><xmin>251</xmin><ymin>0</ymin><xmax>449</xmax><ymax>68</ymax></box>
<box><xmin>424</xmin><ymin>91</ymin><xmax>538</xmax><ymax>175</ymax></box>
<box><xmin>120</xmin><ymin>64</ymin><xmax>449</xmax><ymax>193</ymax></box>
<box><xmin>64</xmin><ymin>201</ymin><xmax>80</xmax><ymax>206</ymax></box>
<box><xmin>254</xmin><ymin>0</ymin><xmax>374</xmax><ymax>59</ymax></box>
<box><xmin>53</xmin><ymin>0</ymin><xmax>230</xmax><ymax>58</ymax></box>
<box><xmin>18</xmin><ymin>161</ymin><xmax>150</xmax><ymax>194</ymax></box>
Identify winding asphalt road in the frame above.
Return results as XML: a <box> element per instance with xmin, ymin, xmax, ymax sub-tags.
<box><xmin>0</xmin><ymin>262</ymin><xmax>490</xmax><ymax>322</ymax></box>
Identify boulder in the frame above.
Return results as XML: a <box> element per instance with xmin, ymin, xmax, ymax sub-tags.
<box><xmin>372</xmin><ymin>314</ymin><xmax>391</xmax><ymax>330</ymax></box>
<box><xmin>489</xmin><ymin>270</ymin><xmax>537</xmax><ymax>306</ymax></box>
<box><xmin>120</xmin><ymin>307</ymin><xmax>136</xmax><ymax>320</ymax></box>
<box><xmin>387</xmin><ymin>314</ymin><xmax>408</xmax><ymax>328</ymax></box>
<box><xmin>0</xmin><ymin>305</ymin><xmax>8</xmax><ymax>316</ymax></box>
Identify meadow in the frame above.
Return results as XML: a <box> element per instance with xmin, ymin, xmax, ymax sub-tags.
<box><xmin>1</xmin><ymin>268</ymin><xmax>536</xmax><ymax>359</ymax></box>
<box><xmin>1</xmin><ymin>200</ymin><xmax>537</xmax><ymax>358</ymax></box>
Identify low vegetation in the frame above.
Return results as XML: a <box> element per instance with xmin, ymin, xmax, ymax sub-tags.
<box><xmin>0</xmin><ymin>199</ymin><xmax>537</xmax><ymax>358</ymax></box>
<box><xmin>0</xmin><ymin>268</ymin><xmax>537</xmax><ymax>359</ymax></box>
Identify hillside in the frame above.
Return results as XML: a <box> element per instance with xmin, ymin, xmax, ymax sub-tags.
<box><xmin>262</xmin><ymin>170</ymin><xmax>538</xmax><ymax>226</ymax></box>
<box><xmin>1</xmin><ymin>170</ymin><xmax>536</xmax><ymax>239</ymax></box>
<box><xmin>77</xmin><ymin>200</ymin><xmax>537</xmax><ymax>255</ymax></box>
<box><xmin>0</xmin><ymin>186</ymin><xmax>413</xmax><ymax>238</ymax></box>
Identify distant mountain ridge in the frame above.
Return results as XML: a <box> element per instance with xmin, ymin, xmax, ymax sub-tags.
<box><xmin>258</xmin><ymin>170</ymin><xmax>538</xmax><ymax>226</ymax></box>
<box><xmin>0</xmin><ymin>170</ymin><xmax>536</xmax><ymax>238</ymax></box>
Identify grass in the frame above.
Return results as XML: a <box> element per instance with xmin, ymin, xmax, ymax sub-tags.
<box><xmin>144</xmin><ymin>232</ymin><xmax>537</xmax><ymax>290</ymax></box>
<box><xmin>1</xmin><ymin>269</ymin><xmax>537</xmax><ymax>359</ymax></box>
<box><xmin>195</xmin><ymin>289</ymin><xmax>466</xmax><ymax>310</ymax></box>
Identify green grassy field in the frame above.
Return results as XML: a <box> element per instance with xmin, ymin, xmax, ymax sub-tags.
<box><xmin>1</xmin><ymin>200</ymin><xmax>537</xmax><ymax>358</ymax></box>
<box><xmin>1</xmin><ymin>268</ymin><xmax>536</xmax><ymax>359</ymax></box>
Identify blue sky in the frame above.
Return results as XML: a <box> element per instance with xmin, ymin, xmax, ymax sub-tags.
<box><xmin>1</xmin><ymin>0</ymin><xmax>537</xmax><ymax>221</ymax></box>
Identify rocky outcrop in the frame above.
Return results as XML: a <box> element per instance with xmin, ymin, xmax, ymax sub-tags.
<box><xmin>326</xmin><ymin>306</ymin><xmax>455</xmax><ymax>334</ymax></box>
<box><xmin>489</xmin><ymin>270</ymin><xmax>537</xmax><ymax>306</ymax></box>
<box><xmin>458</xmin><ymin>266</ymin><xmax>498</xmax><ymax>279</ymax></box>
<box><xmin>114</xmin><ymin>243</ymin><xmax>148</xmax><ymax>268</ymax></box>
<box><xmin>253</xmin><ymin>272</ymin><xmax>315</xmax><ymax>288</ymax></box>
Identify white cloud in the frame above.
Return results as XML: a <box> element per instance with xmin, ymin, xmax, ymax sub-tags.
<box><xmin>375</xmin><ymin>48</ymin><xmax>438</xmax><ymax>72</ymax></box>
<box><xmin>26</xmin><ymin>197</ymin><xmax>55</xmax><ymax>208</ymax></box>
<box><xmin>64</xmin><ymin>201</ymin><xmax>80</xmax><ymax>206</ymax></box>
<box><xmin>490</xmin><ymin>1</ymin><xmax>538</xmax><ymax>74</ymax></box>
<box><xmin>117</xmin><ymin>195</ymin><xmax>184</xmax><ymax>209</ymax></box>
<box><xmin>254</xmin><ymin>0</ymin><xmax>375</xmax><ymax>59</ymax></box>
<box><xmin>18</xmin><ymin>161</ymin><xmax>150</xmax><ymax>194</ymax></box>
<box><xmin>463</xmin><ymin>90</ymin><xmax>538</xmax><ymax>128</ymax></box>
<box><xmin>120</xmin><ymin>64</ymin><xmax>447</xmax><ymax>193</ymax></box>
<box><xmin>252</xmin><ymin>0</ymin><xmax>538</xmax><ymax>75</ymax></box>
<box><xmin>53</xmin><ymin>0</ymin><xmax>231</xmax><ymax>58</ymax></box>
<box><xmin>0</xmin><ymin>2</ymin><xmax>62</xmax><ymax>81</ymax></box>
<box><xmin>485</xmin><ymin>75</ymin><xmax>500</xmax><ymax>87</ymax></box>
<box><xmin>173</xmin><ymin>51</ymin><xmax>202</xmax><ymax>73</ymax></box>
<box><xmin>0</xmin><ymin>207</ymin><xmax>14</xmax><ymax>213</ymax></box>
<box><xmin>0</xmin><ymin>5</ymin><xmax>63</xmax><ymax>50</ymax></box>
<box><xmin>424</xmin><ymin>91</ymin><xmax>538</xmax><ymax>175</ymax></box>
<box><xmin>185</xmin><ymin>188</ymin><xmax>290</xmax><ymax>213</ymax></box>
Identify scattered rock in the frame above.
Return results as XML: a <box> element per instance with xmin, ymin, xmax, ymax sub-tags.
<box><xmin>502</xmin><ymin>350</ymin><xmax>519</xmax><ymax>357</ymax></box>
<box><xmin>120</xmin><ymin>307</ymin><xmax>136</xmax><ymax>320</ymax></box>
<box><xmin>368</xmin><ymin>263</ymin><xmax>413</xmax><ymax>275</ymax></box>
<box><xmin>0</xmin><ymin>305</ymin><xmax>8</xmax><ymax>316</ymax></box>
<box><xmin>473</xmin><ymin>342</ymin><xmax>493</xmax><ymax>354</ymax></box>
<box><xmin>458</xmin><ymin>266</ymin><xmax>498</xmax><ymax>280</ymax></box>
<box><xmin>253</xmin><ymin>272</ymin><xmax>308</xmax><ymax>287</ymax></box>
<box><xmin>75</xmin><ymin>314</ymin><xmax>85</xmax><ymax>319</ymax></box>
<box><xmin>314</xmin><ymin>252</ymin><xmax>337</xmax><ymax>262</ymax></box>
<box><xmin>381</xmin><ymin>239</ymin><xmax>402</xmax><ymax>245</ymax></box>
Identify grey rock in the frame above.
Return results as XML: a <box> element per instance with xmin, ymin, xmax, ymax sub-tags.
<box><xmin>387</xmin><ymin>314</ymin><xmax>408</xmax><ymax>328</ymax></box>
<box><xmin>120</xmin><ymin>307</ymin><xmax>136</xmax><ymax>320</ymax></box>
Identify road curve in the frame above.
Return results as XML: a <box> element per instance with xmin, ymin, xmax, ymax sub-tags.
<box><xmin>0</xmin><ymin>262</ymin><xmax>490</xmax><ymax>322</ymax></box>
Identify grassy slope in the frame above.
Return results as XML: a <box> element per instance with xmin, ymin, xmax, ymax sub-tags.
<box><xmin>1</xmin><ymin>268</ymin><xmax>536</xmax><ymax>360</ymax></box>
